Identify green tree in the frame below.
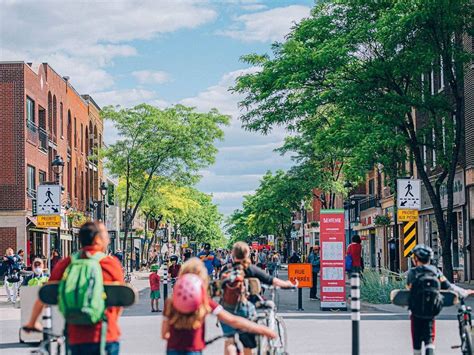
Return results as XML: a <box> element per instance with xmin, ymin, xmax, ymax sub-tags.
<box><xmin>103</xmin><ymin>104</ymin><xmax>229</xmax><ymax>264</ymax></box>
<box><xmin>234</xmin><ymin>0</ymin><xmax>473</xmax><ymax>279</ymax></box>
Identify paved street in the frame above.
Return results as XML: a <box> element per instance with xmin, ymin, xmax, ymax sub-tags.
<box><xmin>0</xmin><ymin>272</ymin><xmax>470</xmax><ymax>354</ymax></box>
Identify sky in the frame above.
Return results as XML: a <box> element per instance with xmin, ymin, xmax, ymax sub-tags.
<box><xmin>0</xmin><ymin>0</ymin><xmax>315</xmax><ymax>216</ymax></box>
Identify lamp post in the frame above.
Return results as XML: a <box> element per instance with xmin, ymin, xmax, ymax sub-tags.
<box><xmin>100</xmin><ymin>181</ymin><xmax>108</xmax><ymax>225</ymax></box>
<box><xmin>344</xmin><ymin>181</ymin><xmax>354</xmax><ymax>244</ymax></box>
<box><xmin>51</xmin><ymin>155</ymin><xmax>64</xmax><ymax>255</ymax></box>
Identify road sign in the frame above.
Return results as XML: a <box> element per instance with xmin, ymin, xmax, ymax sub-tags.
<box><xmin>37</xmin><ymin>215</ymin><xmax>61</xmax><ymax>228</ymax></box>
<box><xmin>398</xmin><ymin>209</ymin><xmax>419</xmax><ymax>222</ymax></box>
<box><xmin>251</xmin><ymin>241</ymin><xmax>259</xmax><ymax>249</ymax></box>
<box><xmin>290</xmin><ymin>231</ymin><xmax>298</xmax><ymax>240</ymax></box>
<box><xmin>403</xmin><ymin>221</ymin><xmax>417</xmax><ymax>257</ymax></box>
<box><xmin>397</xmin><ymin>179</ymin><xmax>421</xmax><ymax>210</ymax></box>
<box><xmin>320</xmin><ymin>209</ymin><xmax>347</xmax><ymax>310</ymax></box>
<box><xmin>37</xmin><ymin>185</ymin><xmax>61</xmax><ymax>215</ymax></box>
<box><xmin>288</xmin><ymin>263</ymin><xmax>313</xmax><ymax>288</ymax></box>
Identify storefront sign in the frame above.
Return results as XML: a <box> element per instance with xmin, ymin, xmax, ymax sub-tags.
<box><xmin>397</xmin><ymin>209</ymin><xmax>419</xmax><ymax>222</ymax></box>
<box><xmin>288</xmin><ymin>263</ymin><xmax>313</xmax><ymax>288</ymax></box>
<box><xmin>320</xmin><ymin>209</ymin><xmax>347</xmax><ymax>310</ymax></box>
<box><xmin>421</xmin><ymin>171</ymin><xmax>465</xmax><ymax>210</ymax></box>
<box><xmin>37</xmin><ymin>215</ymin><xmax>61</xmax><ymax>228</ymax></box>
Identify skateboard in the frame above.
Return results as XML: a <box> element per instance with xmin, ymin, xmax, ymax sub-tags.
<box><xmin>390</xmin><ymin>289</ymin><xmax>458</xmax><ymax>307</ymax></box>
<box><xmin>39</xmin><ymin>282</ymin><xmax>137</xmax><ymax>307</ymax></box>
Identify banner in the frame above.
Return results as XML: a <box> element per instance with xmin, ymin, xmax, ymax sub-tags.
<box><xmin>320</xmin><ymin>209</ymin><xmax>347</xmax><ymax>310</ymax></box>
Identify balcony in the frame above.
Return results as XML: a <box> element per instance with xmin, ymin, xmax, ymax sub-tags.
<box><xmin>359</xmin><ymin>195</ymin><xmax>380</xmax><ymax>212</ymax></box>
<box><xmin>26</xmin><ymin>120</ymin><xmax>38</xmax><ymax>145</ymax></box>
<box><xmin>38</xmin><ymin>127</ymin><xmax>48</xmax><ymax>151</ymax></box>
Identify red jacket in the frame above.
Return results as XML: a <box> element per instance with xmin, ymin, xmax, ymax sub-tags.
<box><xmin>347</xmin><ymin>243</ymin><xmax>362</xmax><ymax>267</ymax></box>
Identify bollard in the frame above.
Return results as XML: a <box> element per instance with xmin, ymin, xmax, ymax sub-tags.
<box><xmin>163</xmin><ymin>263</ymin><xmax>168</xmax><ymax>300</ymax></box>
<box><xmin>43</xmin><ymin>305</ymin><xmax>52</xmax><ymax>353</ymax></box>
<box><xmin>297</xmin><ymin>287</ymin><xmax>304</xmax><ymax>311</ymax></box>
<box><xmin>351</xmin><ymin>272</ymin><xmax>360</xmax><ymax>355</ymax></box>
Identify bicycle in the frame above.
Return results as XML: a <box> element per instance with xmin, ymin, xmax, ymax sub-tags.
<box><xmin>452</xmin><ymin>296</ymin><xmax>473</xmax><ymax>355</ymax></box>
<box><xmin>206</xmin><ymin>332</ymin><xmax>245</xmax><ymax>355</ymax></box>
<box><xmin>22</xmin><ymin>327</ymin><xmax>64</xmax><ymax>355</ymax></box>
<box><xmin>250</xmin><ymin>280</ymin><xmax>296</xmax><ymax>355</ymax></box>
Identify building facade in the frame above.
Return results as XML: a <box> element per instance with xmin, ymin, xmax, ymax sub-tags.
<box><xmin>0</xmin><ymin>62</ymin><xmax>104</xmax><ymax>265</ymax></box>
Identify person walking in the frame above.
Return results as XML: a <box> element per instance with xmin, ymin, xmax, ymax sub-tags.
<box><xmin>346</xmin><ymin>235</ymin><xmax>363</xmax><ymax>273</ymax></box>
<box><xmin>308</xmin><ymin>245</ymin><xmax>321</xmax><ymax>300</ymax></box>
<box><xmin>50</xmin><ymin>249</ymin><xmax>61</xmax><ymax>272</ymax></box>
<box><xmin>22</xmin><ymin>258</ymin><xmax>49</xmax><ymax>287</ymax></box>
<box><xmin>288</xmin><ymin>251</ymin><xmax>301</xmax><ymax>264</ymax></box>
<box><xmin>149</xmin><ymin>265</ymin><xmax>161</xmax><ymax>312</ymax></box>
<box><xmin>24</xmin><ymin>222</ymin><xmax>124</xmax><ymax>355</ymax></box>
<box><xmin>2</xmin><ymin>248</ymin><xmax>21</xmax><ymax>303</ymax></box>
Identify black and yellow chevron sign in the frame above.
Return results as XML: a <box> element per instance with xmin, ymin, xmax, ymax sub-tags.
<box><xmin>403</xmin><ymin>221</ymin><xmax>417</xmax><ymax>257</ymax></box>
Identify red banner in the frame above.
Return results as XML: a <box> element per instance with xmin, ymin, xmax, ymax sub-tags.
<box><xmin>320</xmin><ymin>209</ymin><xmax>347</xmax><ymax>310</ymax></box>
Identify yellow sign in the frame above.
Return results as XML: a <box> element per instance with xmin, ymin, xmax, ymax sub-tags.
<box><xmin>37</xmin><ymin>215</ymin><xmax>61</xmax><ymax>228</ymax></box>
<box><xmin>403</xmin><ymin>221</ymin><xmax>417</xmax><ymax>257</ymax></box>
<box><xmin>398</xmin><ymin>209</ymin><xmax>419</xmax><ymax>222</ymax></box>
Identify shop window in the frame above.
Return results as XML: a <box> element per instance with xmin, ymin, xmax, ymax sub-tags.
<box><xmin>27</xmin><ymin>165</ymin><xmax>36</xmax><ymax>198</ymax></box>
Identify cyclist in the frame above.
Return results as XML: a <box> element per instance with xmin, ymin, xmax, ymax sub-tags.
<box><xmin>169</xmin><ymin>255</ymin><xmax>181</xmax><ymax>288</ymax></box>
<box><xmin>220</xmin><ymin>241</ymin><xmax>296</xmax><ymax>355</ymax></box>
<box><xmin>407</xmin><ymin>244</ymin><xmax>474</xmax><ymax>355</ymax></box>
<box><xmin>24</xmin><ymin>222</ymin><xmax>124</xmax><ymax>355</ymax></box>
<box><xmin>197</xmin><ymin>243</ymin><xmax>218</xmax><ymax>277</ymax></box>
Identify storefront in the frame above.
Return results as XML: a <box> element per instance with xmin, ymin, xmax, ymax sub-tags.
<box><xmin>419</xmin><ymin>171</ymin><xmax>467</xmax><ymax>281</ymax></box>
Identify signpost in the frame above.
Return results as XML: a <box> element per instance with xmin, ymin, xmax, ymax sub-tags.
<box><xmin>288</xmin><ymin>263</ymin><xmax>312</xmax><ymax>311</ymax></box>
<box><xmin>320</xmin><ymin>209</ymin><xmax>347</xmax><ymax>311</ymax></box>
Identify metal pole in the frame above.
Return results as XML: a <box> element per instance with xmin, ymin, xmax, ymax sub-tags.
<box><xmin>297</xmin><ymin>287</ymin><xmax>304</xmax><ymax>311</ymax></box>
<box><xmin>163</xmin><ymin>259</ymin><xmax>168</xmax><ymax>300</ymax></box>
<box><xmin>103</xmin><ymin>197</ymin><xmax>106</xmax><ymax>225</ymax></box>
<box><xmin>394</xmin><ymin>201</ymin><xmax>399</xmax><ymax>272</ymax></box>
<box><xmin>43</xmin><ymin>305</ymin><xmax>52</xmax><ymax>353</ymax></box>
<box><xmin>351</xmin><ymin>272</ymin><xmax>360</xmax><ymax>355</ymax></box>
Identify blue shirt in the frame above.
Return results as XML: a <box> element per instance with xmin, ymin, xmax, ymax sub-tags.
<box><xmin>197</xmin><ymin>251</ymin><xmax>217</xmax><ymax>275</ymax></box>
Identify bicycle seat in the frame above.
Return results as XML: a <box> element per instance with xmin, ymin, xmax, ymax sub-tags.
<box><xmin>256</xmin><ymin>300</ymin><xmax>275</xmax><ymax>310</ymax></box>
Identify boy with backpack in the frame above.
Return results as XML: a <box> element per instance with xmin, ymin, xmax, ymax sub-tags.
<box><xmin>407</xmin><ymin>244</ymin><xmax>473</xmax><ymax>355</ymax></box>
<box><xmin>24</xmin><ymin>222</ymin><xmax>124</xmax><ymax>355</ymax></box>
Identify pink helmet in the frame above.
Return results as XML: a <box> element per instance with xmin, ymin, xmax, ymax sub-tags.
<box><xmin>172</xmin><ymin>274</ymin><xmax>204</xmax><ymax>314</ymax></box>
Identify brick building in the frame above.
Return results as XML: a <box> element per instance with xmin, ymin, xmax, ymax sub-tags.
<box><xmin>0</xmin><ymin>62</ymin><xmax>104</xmax><ymax>264</ymax></box>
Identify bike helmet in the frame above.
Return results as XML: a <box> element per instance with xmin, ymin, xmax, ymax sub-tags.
<box><xmin>170</xmin><ymin>255</ymin><xmax>179</xmax><ymax>262</ymax></box>
<box><xmin>172</xmin><ymin>274</ymin><xmax>204</xmax><ymax>314</ymax></box>
<box><xmin>150</xmin><ymin>264</ymin><xmax>159</xmax><ymax>272</ymax></box>
<box><xmin>412</xmin><ymin>244</ymin><xmax>433</xmax><ymax>263</ymax></box>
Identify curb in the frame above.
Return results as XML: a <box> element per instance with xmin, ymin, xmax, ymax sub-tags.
<box><xmin>361</xmin><ymin>301</ymin><xmax>405</xmax><ymax>313</ymax></box>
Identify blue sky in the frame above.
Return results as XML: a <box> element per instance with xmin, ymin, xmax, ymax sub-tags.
<box><xmin>1</xmin><ymin>0</ymin><xmax>315</xmax><ymax>215</ymax></box>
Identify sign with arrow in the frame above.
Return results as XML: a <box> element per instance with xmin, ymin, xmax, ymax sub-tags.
<box><xmin>397</xmin><ymin>179</ymin><xmax>421</xmax><ymax>210</ymax></box>
<box><xmin>37</xmin><ymin>185</ymin><xmax>61</xmax><ymax>215</ymax></box>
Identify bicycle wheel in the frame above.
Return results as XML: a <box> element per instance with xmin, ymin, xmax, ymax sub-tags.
<box><xmin>256</xmin><ymin>317</ymin><xmax>270</xmax><ymax>355</ymax></box>
<box><xmin>274</xmin><ymin>316</ymin><xmax>288</xmax><ymax>355</ymax></box>
<box><xmin>461</xmin><ymin>325</ymin><xmax>473</xmax><ymax>355</ymax></box>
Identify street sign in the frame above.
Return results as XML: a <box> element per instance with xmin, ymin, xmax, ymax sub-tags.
<box><xmin>288</xmin><ymin>263</ymin><xmax>313</xmax><ymax>288</ymax></box>
<box><xmin>398</xmin><ymin>209</ymin><xmax>419</xmax><ymax>222</ymax></box>
<box><xmin>290</xmin><ymin>231</ymin><xmax>298</xmax><ymax>240</ymax></box>
<box><xmin>267</xmin><ymin>235</ymin><xmax>274</xmax><ymax>244</ymax></box>
<box><xmin>37</xmin><ymin>185</ymin><xmax>61</xmax><ymax>215</ymax></box>
<box><xmin>397</xmin><ymin>179</ymin><xmax>421</xmax><ymax>210</ymax></box>
<box><xmin>37</xmin><ymin>215</ymin><xmax>61</xmax><ymax>228</ymax></box>
<box><xmin>403</xmin><ymin>221</ymin><xmax>417</xmax><ymax>257</ymax></box>
<box><xmin>251</xmin><ymin>241</ymin><xmax>259</xmax><ymax>249</ymax></box>
<box><xmin>320</xmin><ymin>209</ymin><xmax>347</xmax><ymax>310</ymax></box>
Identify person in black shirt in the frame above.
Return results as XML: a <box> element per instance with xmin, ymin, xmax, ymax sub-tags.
<box><xmin>407</xmin><ymin>244</ymin><xmax>472</xmax><ymax>355</ymax></box>
<box><xmin>220</xmin><ymin>241</ymin><xmax>295</xmax><ymax>355</ymax></box>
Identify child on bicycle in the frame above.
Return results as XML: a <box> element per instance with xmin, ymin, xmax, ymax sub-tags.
<box><xmin>407</xmin><ymin>244</ymin><xmax>473</xmax><ymax>355</ymax></box>
<box><xmin>161</xmin><ymin>257</ymin><xmax>276</xmax><ymax>355</ymax></box>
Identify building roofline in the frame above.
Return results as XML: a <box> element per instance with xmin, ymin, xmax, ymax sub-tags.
<box><xmin>81</xmin><ymin>95</ymin><xmax>101</xmax><ymax>111</ymax></box>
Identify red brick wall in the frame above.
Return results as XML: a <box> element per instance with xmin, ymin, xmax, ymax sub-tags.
<box><xmin>0</xmin><ymin>63</ymin><xmax>25</xmax><ymax>210</ymax></box>
<box><xmin>0</xmin><ymin>227</ymin><xmax>17</xmax><ymax>254</ymax></box>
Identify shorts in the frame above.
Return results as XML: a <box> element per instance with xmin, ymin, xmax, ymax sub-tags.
<box><xmin>221</xmin><ymin>302</ymin><xmax>258</xmax><ymax>349</ymax></box>
<box><xmin>150</xmin><ymin>290</ymin><xmax>161</xmax><ymax>299</ymax></box>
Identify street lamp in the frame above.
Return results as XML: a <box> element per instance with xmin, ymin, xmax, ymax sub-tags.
<box><xmin>344</xmin><ymin>181</ymin><xmax>354</xmax><ymax>243</ymax></box>
<box><xmin>51</xmin><ymin>155</ymin><xmax>64</xmax><ymax>257</ymax></box>
<box><xmin>51</xmin><ymin>155</ymin><xmax>64</xmax><ymax>184</ymax></box>
<box><xmin>100</xmin><ymin>181</ymin><xmax>107</xmax><ymax>224</ymax></box>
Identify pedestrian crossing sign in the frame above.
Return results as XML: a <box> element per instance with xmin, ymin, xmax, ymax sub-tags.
<box><xmin>37</xmin><ymin>184</ymin><xmax>61</xmax><ymax>215</ymax></box>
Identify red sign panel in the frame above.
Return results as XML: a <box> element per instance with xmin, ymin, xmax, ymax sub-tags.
<box><xmin>320</xmin><ymin>209</ymin><xmax>347</xmax><ymax>310</ymax></box>
<box><xmin>251</xmin><ymin>241</ymin><xmax>259</xmax><ymax>249</ymax></box>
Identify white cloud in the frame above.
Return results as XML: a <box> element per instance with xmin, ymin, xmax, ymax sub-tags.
<box><xmin>219</xmin><ymin>5</ymin><xmax>311</xmax><ymax>42</ymax></box>
<box><xmin>132</xmin><ymin>70</ymin><xmax>171</xmax><ymax>85</ymax></box>
<box><xmin>212</xmin><ymin>191</ymin><xmax>254</xmax><ymax>200</ymax></box>
<box><xmin>93</xmin><ymin>89</ymin><xmax>162</xmax><ymax>108</ymax></box>
<box><xmin>0</xmin><ymin>0</ymin><xmax>217</xmax><ymax>93</ymax></box>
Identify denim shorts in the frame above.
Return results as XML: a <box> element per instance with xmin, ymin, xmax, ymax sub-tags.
<box><xmin>69</xmin><ymin>342</ymin><xmax>120</xmax><ymax>355</ymax></box>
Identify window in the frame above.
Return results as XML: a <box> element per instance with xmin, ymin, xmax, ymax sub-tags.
<box><xmin>39</xmin><ymin>170</ymin><xmax>47</xmax><ymax>184</ymax></box>
<box><xmin>27</xmin><ymin>165</ymin><xmax>36</xmax><ymax>197</ymax></box>
<box><xmin>74</xmin><ymin>167</ymin><xmax>77</xmax><ymax>198</ymax></box>
<box><xmin>53</xmin><ymin>95</ymin><xmax>57</xmax><ymax>138</ymax></box>
<box><xmin>74</xmin><ymin>117</ymin><xmax>77</xmax><ymax>148</ymax></box>
<box><xmin>368</xmin><ymin>179</ymin><xmax>375</xmax><ymax>195</ymax></box>
<box><xmin>60</xmin><ymin>102</ymin><xmax>64</xmax><ymax>137</ymax></box>
<box><xmin>81</xmin><ymin>124</ymin><xmax>84</xmax><ymax>153</ymax></box>
<box><xmin>26</xmin><ymin>97</ymin><xmax>35</xmax><ymax>123</ymax></box>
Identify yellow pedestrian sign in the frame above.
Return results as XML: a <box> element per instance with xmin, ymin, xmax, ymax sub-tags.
<box><xmin>37</xmin><ymin>215</ymin><xmax>61</xmax><ymax>228</ymax></box>
<box><xmin>403</xmin><ymin>221</ymin><xmax>417</xmax><ymax>257</ymax></box>
<box><xmin>398</xmin><ymin>209</ymin><xmax>419</xmax><ymax>222</ymax></box>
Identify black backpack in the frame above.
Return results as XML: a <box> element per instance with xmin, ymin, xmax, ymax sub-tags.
<box><xmin>409</xmin><ymin>268</ymin><xmax>443</xmax><ymax>319</ymax></box>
